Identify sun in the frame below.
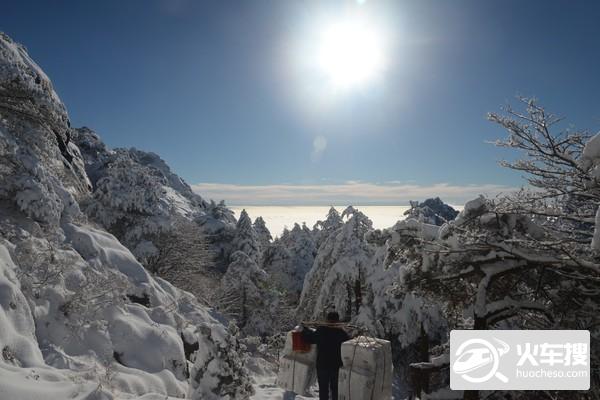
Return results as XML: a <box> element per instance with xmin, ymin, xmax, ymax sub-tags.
<box><xmin>317</xmin><ymin>18</ymin><xmax>386</xmax><ymax>89</ymax></box>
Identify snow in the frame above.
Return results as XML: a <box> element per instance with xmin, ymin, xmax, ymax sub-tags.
<box><xmin>2</xmin><ymin>225</ymin><xmax>251</xmax><ymax>397</ymax></box>
<box><xmin>453</xmin><ymin>195</ymin><xmax>487</xmax><ymax>225</ymax></box>
<box><xmin>0</xmin><ymin>368</ymin><xmax>103</xmax><ymax>400</ymax></box>
<box><xmin>581</xmin><ymin>131</ymin><xmax>600</xmax><ymax>170</ymax></box>
<box><xmin>250</xmin><ymin>355</ymin><xmax>408</xmax><ymax>400</ymax></box>
<box><xmin>0</xmin><ymin>226</ymin><xmax>252</xmax><ymax>399</ymax></box>
<box><xmin>391</xmin><ymin>218</ymin><xmax>440</xmax><ymax>241</ymax></box>
<box><xmin>0</xmin><ymin>242</ymin><xmax>45</xmax><ymax>368</ymax></box>
<box><xmin>0</xmin><ymin>32</ymin><xmax>65</xmax><ymax>116</ymax></box>
<box><xmin>252</xmin><ymin>373</ymin><xmax>314</xmax><ymax>400</ymax></box>
<box><xmin>162</xmin><ymin>186</ymin><xmax>195</xmax><ymax>217</ymax></box>
<box><xmin>63</xmin><ymin>223</ymin><xmax>150</xmax><ymax>283</ymax></box>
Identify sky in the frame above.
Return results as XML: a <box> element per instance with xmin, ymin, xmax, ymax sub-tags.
<box><xmin>3</xmin><ymin>1</ymin><xmax>600</xmax><ymax>205</ymax></box>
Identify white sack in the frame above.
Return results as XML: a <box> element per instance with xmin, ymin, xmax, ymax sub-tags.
<box><xmin>339</xmin><ymin>336</ymin><xmax>393</xmax><ymax>400</ymax></box>
<box><xmin>276</xmin><ymin>331</ymin><xmax>317</xmax><ymax>394</ymax></box>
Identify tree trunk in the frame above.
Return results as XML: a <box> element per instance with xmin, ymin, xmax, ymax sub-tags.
<box><xmin>464</xmin><ymin>317</ymin><xmax>486</xmax><ymax>400</ymax></box>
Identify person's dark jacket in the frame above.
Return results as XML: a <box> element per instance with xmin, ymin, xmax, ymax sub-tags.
<box><xmin>302</xmin><ymin>326</ymin><xmax>350</xmax><ymax>369</ymax></box>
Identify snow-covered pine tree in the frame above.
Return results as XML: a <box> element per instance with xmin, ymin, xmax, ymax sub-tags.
<box><xmin>206</xmin><ymin>199</ymin><xmax>236</xmax><ymax>224</ymax></box>
<box><xmin>287</xmin><ymin>222</ymin><xmax>317</xmax><ymax>280</ymax></box>
<box><xmin>312</xmin><ymin>206</ymin><xmax>344</xmax><ymax>248</ymax></box>
<box><xmin>264</xmin><ymin>222</ymin><xmax>317</xmax><ymax>299</ymax></box>
<box><xmin>253</xmin><ymin>216</ymin><xmax>272</xmax><ymax>251</ymax></box>
<box><xmin>218</xmin><ymin>251</ymin><xmax>273</xmax><ymax>335</ymax></box>
<box><xmin>298</xmin><ymin>206</ymin><xmax>374</xmax><ymax>321</ymax></box>
<box><xmin>231</xmin><ymin>209</ymin><xmax>261</xmax><ymax>263</ymax></box>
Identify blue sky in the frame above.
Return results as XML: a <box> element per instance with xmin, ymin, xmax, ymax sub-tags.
<box><xmin>3</xmin><ymin>1</ymin><xmax>600</xmax><ymax>205</ymax></box>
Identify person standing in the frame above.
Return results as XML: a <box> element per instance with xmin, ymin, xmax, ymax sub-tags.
<box><xmin>301</xmin><ymin>311</ymin><xmax>350</xmax><ymax>400</ymax></box>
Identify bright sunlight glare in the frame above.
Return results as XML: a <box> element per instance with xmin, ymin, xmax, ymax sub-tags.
<box><xmin>317</xmin><ymin>18</ymin><xmax>386</xmax><ymax>89</ymax></box>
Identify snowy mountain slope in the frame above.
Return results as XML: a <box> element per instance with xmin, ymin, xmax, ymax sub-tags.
<box><xmin>72</xmin><ymin>128</ymin><xmax>209</xmax><ymax>258</ymax></box>
<box><xmin>71</xmin><ymin>126</ymin><xmax>243</xmax><ymax>276</ymax></box>
<box><xmin>0</xmin><ymin>32</ymin><xmax>251</xmax><ymax>399</ymax></box>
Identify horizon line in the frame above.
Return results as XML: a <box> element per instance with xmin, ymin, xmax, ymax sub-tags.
<box><xmin>191</xmin><ymin>181</ymin><xmax>519</xmax><ymax>206</ymax></box>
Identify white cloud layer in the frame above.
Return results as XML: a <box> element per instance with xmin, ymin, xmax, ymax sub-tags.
<box><xmin>191</xmin><ymin>181</ymin><xmax>519</xmax><ymax>206</ymax></box>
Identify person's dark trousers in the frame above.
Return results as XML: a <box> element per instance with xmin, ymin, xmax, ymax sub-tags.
<box><xmin>317</xmin><ymin>367</ymin><xmax>340</xmax><ymax>400</ymax></box>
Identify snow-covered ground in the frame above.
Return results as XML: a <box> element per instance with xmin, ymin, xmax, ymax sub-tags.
<box><xmin>248</xmin><ymin>356</ymin><xmax>312</xmax><ymax>400</ymax></box>
<box><xmin>247</xmin><ymin>356</ymin><xmax>407</xmax><ymax>400</ymax></box>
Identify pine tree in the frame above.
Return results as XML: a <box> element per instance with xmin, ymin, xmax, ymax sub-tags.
<box><xmin>298</xmin><ymin>207</ymin><xmax>373</xmax><ymax>321</ymax></box>
<box><xmin>207</xmin><ymin>199</ymin><xmax>236</xmax><ymax>224</ymax></box>
<box><xmin>264</xmin><ymin>222</ymin><xmax>317</xmax><ymax>299</ymax></box>
<box><xmin>218</xmin><ymin>251</ymin><xmax>272</xmax><ymax>335</ymax></box>
<box><xmin>231</xmin><ymin>209</ymin><xmax>260</xmax><ymax>263</ymax></box>
<box><xmin>253</xmin><ymin>216</ymin><xmax>272</xmax><ymax>251</ymax></box>
<box><xmin>312</xmin><ymin>206</ymin><xmax>343</xmax><ymax>248</ymax></box>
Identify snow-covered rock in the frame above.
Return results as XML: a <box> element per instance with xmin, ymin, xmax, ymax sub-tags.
<box><xmin>71</xmin><ymin>127</ymin><xmax>217</xmax><ymax>262</ymax></box>
<box><xmin>404</xmin><ymin>197</ymin><xmax>458</xmax><ymax>226</ymax></box>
